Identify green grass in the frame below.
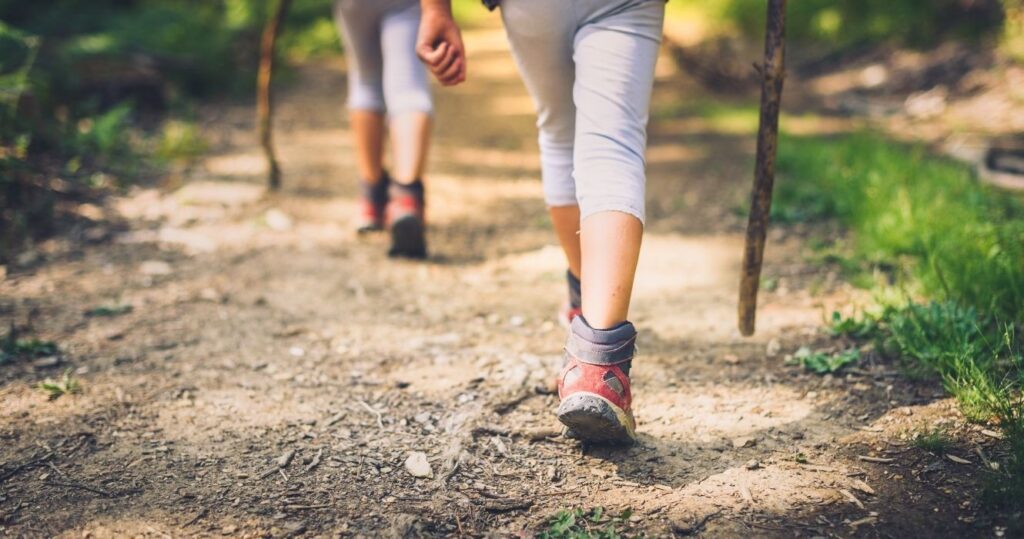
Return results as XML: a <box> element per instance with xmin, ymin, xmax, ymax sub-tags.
<box><xmin>775</xmin><ymin>134</ymin><xmax>1024</xmax><ymax>322</ymax></box>
<box><xmin>911</xmin><ymin>427</ymin><xmax>954</xmax><ymax>454</ymax></box>
<box><xmin>538</xmin><ymin>508</ymin><xmax>635</xmax><ymax>539</ymax></box>
<box><xmin>786</xmin><ymin>346</ymin><xmax>860</xmax><ymax>375</ymax></box>
<box><xmin>669</xmin><ymin>0</ymin><xmax>1006</xmax><ymax>50</ymax></box>
<box><xmin>1</xmin><ymin>334</ymin><xmax>59</xmax><ymax>365</ymax></box>
<box><xmin>776</xmin><ymin>132</ymin><xmax>1024</xmax><ymax>517</ymax></box>
<box><xmin>37</xmin><ymin>368</ymin><xmax>81</xmax><ymax>400</ymax></box>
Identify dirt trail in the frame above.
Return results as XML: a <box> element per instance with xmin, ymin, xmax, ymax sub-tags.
<box><xmin>0</xmin><ymin>22</ymin><xmax>1001</xmax><ymax>538</ymax></box>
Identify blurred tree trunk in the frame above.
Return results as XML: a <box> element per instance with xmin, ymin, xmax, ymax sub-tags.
<box><xmin>257</xmin><ymin>0</ymin><xmax>292</xmax><ymax>190</ymax></box>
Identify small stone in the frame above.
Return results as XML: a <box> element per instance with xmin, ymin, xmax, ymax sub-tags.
<box><xmin>221</xmin><ymin>525</ymin><xmax>238</xmax><ymax>534</ymax></box>
<box><xmin>404</xmin><ymin>451</ymin><xmax>433</xmax><ymax>478</ymax></box>
<box><xmin>283</xmin><ymin>521</ymin><xmax>306</xmax><ymax>534</ymax></box>
<box><xmin>139</xmin><ymin>260</ymin><xmax>172</xmax><ymax>276</ymax></box>
<box><xmin>32</xmin><ymin>356</ymin><xmax>61</xmax><ymax>369</ymax></box>
<box><xmin>288</xmin><ymin>347</ymin><xmax>305</xmax><ymax>358</ymax></box>
<box><xmin>509</xmin><ymin>315</ymin><xmax>525</xmax><ymax>327</ymax></box>
<box><xmin>264</xmin><ymin>208</ymin><xmax>293</xmax><ymax>231</ymax></box>
<box><xmin>732</xmin><ymin>437</ymin><xmax>756</xmax><ymax>449</ymax></box>
<box><xmin>745</xmin><ymin>459</ymin><xmax>761</xmax><ymax>470</ymax></box>
<box><xmin>277</xmin><ymin>449</ymin><xmax>296</xmax><ymax>468</ymax></box>
<box><xmin>766</xmin><ymin>338</ymin><xmax>781</xmax><ymax>357</ymax></box>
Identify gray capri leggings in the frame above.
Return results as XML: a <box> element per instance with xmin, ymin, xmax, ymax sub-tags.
<box><xmin>500</xmin><ymin>0</ymin><xmax>665</xmax><ymax>223</ymax></box>
<box><xmin>333</xmin><ymin>0</ymin><xmax>433</xmax><ymax>114</ymax></box>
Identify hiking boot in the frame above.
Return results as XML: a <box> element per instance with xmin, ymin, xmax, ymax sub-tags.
<box><xmin>558</xmin><ymin>269</ymin><xmax>582</xmax><ymax>328</ymax></box>
<box><xmin>556</xmin><ymin>316</ymin><xmax>637</xmax><ymax>445</ymax></box>
<box><xmin>357</xmin><ymin>172</ymin><xmax>390</xmax><ymax>234</ymax></box>
<box><xmin>387</xmin><ymin>180</ymin><xmax>427</xmax><ymax>259</ymax></box>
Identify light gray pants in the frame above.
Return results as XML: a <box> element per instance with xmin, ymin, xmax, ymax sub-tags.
<box><xmin>500</xmin><ymin>0</ymin><xmax>665</xmax><ymax>223</ymax></box>
<box><xmin>333</xmin><ymin>0</ymin><xmax>433</xmax><ymax>114</ymax></box>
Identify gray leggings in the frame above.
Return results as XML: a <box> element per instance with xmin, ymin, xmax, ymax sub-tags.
<box><xmin>333</xmin><ymin>0</ymin><xmax>433</xmax><ymax>114</ymax></box>
<box><xmin>501</xmin><ymin>0</ymin><xmax>665</xmax><ymax>223</ymax></box>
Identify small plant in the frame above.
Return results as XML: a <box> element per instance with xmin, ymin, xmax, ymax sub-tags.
<box><xmin>911</xmin><ymin>428</ymin><xmax>953</xmax><ymax>454</ymax></box>
<box><xmin>37</xmin><ymin>368</ymin><xmax>80</xmax><ymax>400</ymax></box>
<box><xmin>787</xmin><ymin>347</ymin><xmax>860</xmax><ymax>375</ymax></box>
<box><xmin>538</xmin><ymin>507</ymin><xmax>635</xmax><ymax>539</ymax></box>
<box><xmin>829</xmin><ymin>311</ymin><xmax>880</xmax><ymax>340</ymax></box>
<box><xmin>85</xmin><ymin>303</ymin><xmax>133</xmax><ymax>317</ymax></box>
<box><xmin>1</xmin><ymin>330</ymin><xmax>59</xmax><ymax>365</ymax></box>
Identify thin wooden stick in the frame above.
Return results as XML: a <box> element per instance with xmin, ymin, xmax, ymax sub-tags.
<box><xmin>257</xmin><ymin>0</ymin><xmax>293</xmax><ymax>190</ymax></box>
<box><xmin>738</xmin><ymin>0</ymin><xmax>787</xmax><ymax>337</ymax></box>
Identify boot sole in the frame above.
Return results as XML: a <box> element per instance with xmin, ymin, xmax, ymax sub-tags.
<box><xmin>557</xmin><ymin>392</ymin><xmax>636</xmax><ymax>445</ymax></box>
<box><xmin>388</xmin><ymin>215</ymin><xmax>427</xmax><ymax>259</ymax></box>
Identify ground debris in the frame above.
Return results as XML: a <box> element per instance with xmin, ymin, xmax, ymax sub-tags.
<box><xmin>277</xmin><ymin>449</ymin><xmax>296</xmax><ymax>468</ymax></box>
<box><xmin>482</xmin><ymin>498</ymin><xmax>532</xmax><ymax>513</ymax></box>
<box><xmin>857</xmin><ymin>455</ymin><xmax>895</xmax><ymax>464</ymax></box>
<box><xmin>404</xmin><ymin>451</ymin><xmax>433</xmax><ymax>478</ymax></box>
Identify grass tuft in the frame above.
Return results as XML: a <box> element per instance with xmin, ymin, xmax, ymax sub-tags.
<box><xmin>787</xmin><ymin>346</ymin><xmax>860</xmax><ymax>375</ymax></box>
<box><xmin>37</xmin><ymin>368</ymin><xmax>81</xmax><ymax>400</ymax></box>
<box><xmin>911</xmin><ymin>427</ymin><xmax>954</xmax><ymax>454</ymax></box>
<box><xmin>538</xmin><ymin>507</ymin><xmax>635</xmax><ymax>539</ymax></box>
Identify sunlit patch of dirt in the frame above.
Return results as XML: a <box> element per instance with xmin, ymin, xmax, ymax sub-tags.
<box><xmin>638</xmin><ymin>385</ymin><xmax>814</xmax><ymax>439</ymax></box>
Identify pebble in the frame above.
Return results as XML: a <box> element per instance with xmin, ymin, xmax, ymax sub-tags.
<box><xmin>404</xmin><ymin>451</ymin><xmax>433</xmax><ymax>478</ymax></box>
<box><xmin>264</xmin><ymin>208</ymin><xmax>293</xmax><ymax>231</ymax></box>
<box><xmin>139</xmin><ymin>260</ymin><xmax>172</xmax><ymax>276</ymax></box>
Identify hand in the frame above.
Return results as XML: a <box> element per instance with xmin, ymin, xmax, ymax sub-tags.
<box><xmin>416</xmin><ymin>5</ymin><xmax>467</xmax><ymax>86</ymax></box>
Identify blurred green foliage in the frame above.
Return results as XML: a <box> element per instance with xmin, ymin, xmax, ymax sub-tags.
<box><xmin>671</xmin><ymin>0</ymin><xmax>1010</xmax><ymax>50</ymax></box>
<box><xmin>0</xmin><ymin>0</ymin><xmax>340</xmax><ymax>261</ymax></box>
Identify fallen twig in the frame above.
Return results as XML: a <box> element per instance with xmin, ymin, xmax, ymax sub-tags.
<box><xmin>857</xmin><ymin>455</ymin><xmax>894</xmax><ymax>464</ymax></box>
<box><xmin>0</xmin><ymin>451</ymin><xmax>53</xmax><ymax>483</ymax></box>
<box><xmin>47</xmin><ymin>480</ymin><xmax>117</xmax><ymax>498</ymax></box>
<box><xmin>184</xmin><ymin>508</ymin><xmax>208</xmax><ymax>527</ymax></box>
<box><xmin>305</xmin><ymin>448</ymin><xmax>323</xmax><ymax>473</ymax></box>
<box><xmin>482</xmin><ymin>498</ymin><xmax>532</xmax><ymax>513</ymax></box>
<box><xmin>839</xmin><ymin>489</ymin><xmax>865</xmax><ymax>510</ymax></box>
<box><xmin>356</xmin><ymin>399</ymin><xmax>385</xmax><ymax>429</ymax></box>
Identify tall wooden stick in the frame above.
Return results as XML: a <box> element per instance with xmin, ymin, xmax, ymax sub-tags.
<box><xmin>257</xmin><ymin>0</ymin><xmax>293</xmax><ymax>190</ymax></box>
<box><xmin>738</xmin><ymin>0</ymin><xmax>787</xmax><ymax>337</ymax></box>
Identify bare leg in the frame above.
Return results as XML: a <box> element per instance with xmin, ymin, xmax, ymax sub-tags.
<box><xmin>350</xmin><ymin>110</ymin><xmax>386</xmax><ymax>182</ymax></box>
<box><xmin>580</xmin><ymin>210</ymin><xmax>643</xmax><ymax>329</ymax></box>
<box><xmin>550</xmin><ymin>205</ymin><xmax>582</xmax><ymax>279</ymax></box>
<box><xmin>388</xmin><ymin>112</ymin><xmax>432</xmax><ymax>184</ymax></box>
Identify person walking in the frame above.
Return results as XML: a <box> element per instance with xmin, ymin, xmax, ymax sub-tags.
<box><xmin>334</xmin><ymin>0</ymin><xmax>435</xmax><ymax>258</ymax></box>
<box><xmin>416</xmin><ymin>0</ymin><xmax>665</xmax><ymax>444</ymax></box>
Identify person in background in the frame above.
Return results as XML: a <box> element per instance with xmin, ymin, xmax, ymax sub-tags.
<box><xmin>416</xmin><ymin>0</ymin><xmax>665</xmax><ymax>444</ymax></box>
<box><xmin>334</xmin><ymin>0</ymin><xmax>434</xmax><ymax>258</ymax></box>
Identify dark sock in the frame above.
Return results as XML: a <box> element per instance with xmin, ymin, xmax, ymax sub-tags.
<box><xmin>362</xmin><ymin>171</ymin><xmax>390</xmax><ymax>207</ymax></box>
<box><xmin>390</xmin><ymin>179</ymin><xmax>424</xmax><ymax>204</ymax></box>
<box><xmin>571</xmin><ymin>315</ymin><xmax>635</xmax><ymax>376</ymax></box>
<box><xmin>567</xmin><ymin>269</ymin><xmax>581</xmax><ymax>310</ymax></box>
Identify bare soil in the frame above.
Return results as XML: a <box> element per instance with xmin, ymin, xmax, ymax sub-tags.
<box><xmin>0</xmin><ymin>23</ymin><xmax>1013</xmax><ymax>538</ymax></box>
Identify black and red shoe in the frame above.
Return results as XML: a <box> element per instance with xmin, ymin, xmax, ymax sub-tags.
<box><xmin>386</xmin><ymin>180</ymin><xmax>427</xmax><ymax>259</ymax></box>
<box><xmin>557</xmin><ymin>316</ymin><xmax>637</xmax><ymax>445</ymax></box>
<box><xmin>558</xmin><ymin>270</ymin><xmax>582</xmax><ymax>328</ymax></box>
<box><xmin>357</xmin><ymin>172</ymin><xmax>390</xmax><ymax>234</ymax></box>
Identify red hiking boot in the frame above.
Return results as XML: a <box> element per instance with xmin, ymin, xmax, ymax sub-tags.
<box><xmin>557</xmin><ymin>316</ymin><xmax>637</xmax><ymax>444</ymax></box>
<box><xmin>558</xmin><ymin>270</ymin><xmax>582</xmax><ymax>328</ymax></box>
<box><xmin>357</xmin><ymin>172</ymin><xmax>390</xmax><ymax>234</ymax></box>
<box><xmin>386</xmin><ymin>180</ymin><xmax>427</xmax><ymax>259</ymax></box>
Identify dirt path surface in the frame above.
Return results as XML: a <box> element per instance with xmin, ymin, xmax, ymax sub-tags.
<box><xmin>1</xmin><ymin>23</ymin><xmax>1006</xmax><ymax>538</ymax></box>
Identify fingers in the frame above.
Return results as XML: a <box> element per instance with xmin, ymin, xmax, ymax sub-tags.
<box><xmin>431</xmin><ymin>45</ymin><xmax>459</xmax><ymax>78</ymax></box>
<box><xmin>419</xmin><ymin>41</ymin><xmax>465</xmax><ymax>86</ymax></box>
<box><xmin>436</xmin><ymin>55</ymin><xmax>465</xmax><ymax>86</ymax></box>
<box><xmin>417</xmin><ymin>41</ymin><xmax>448</xmax><ymax>67</ymax></box>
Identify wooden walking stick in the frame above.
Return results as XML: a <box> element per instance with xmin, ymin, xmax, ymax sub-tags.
<box><xmin>257</xmin><ymin>0</ymin><xmax>293</xmax><ymax>190</ymax></box>
<box><xmin>738</xmin><ymin>0</ymin><xmax>787</xmax><ymax>337</ymax></box>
